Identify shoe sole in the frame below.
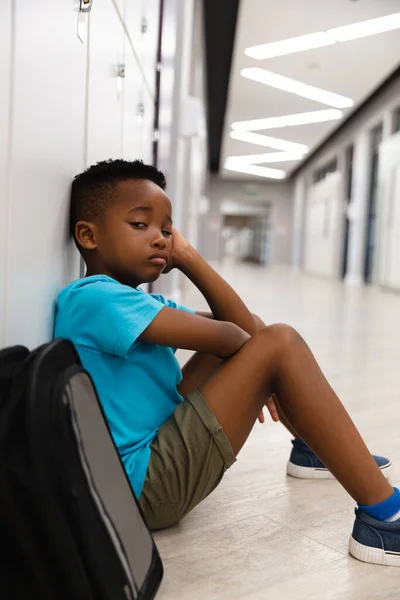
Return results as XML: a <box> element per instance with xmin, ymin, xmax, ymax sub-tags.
<box><xmin>349</xmin><ymin>535</ymin><xmax>400</xmax><ymax>567</ymax></box>
<box><xmin>286</xmin><ymin>461</ymin><xmax>392</xmax><ymax>480</ymax></box>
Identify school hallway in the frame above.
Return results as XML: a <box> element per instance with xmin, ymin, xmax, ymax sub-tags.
<box><xmin>155</xmin><ymin>263</ymin><xmax>400</xmax><ymax>600</ymax></box>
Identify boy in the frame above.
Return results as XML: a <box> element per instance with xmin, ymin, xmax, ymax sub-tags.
<box><xmin>55</xmin><ymin>159</ymin><xmax>400</xmax><ymax>567</ymax></box>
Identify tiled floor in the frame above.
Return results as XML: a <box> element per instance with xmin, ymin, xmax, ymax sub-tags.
<box><xmin>155</xmin><ymin>263</ymin><xmax>400</xmax><ymax>600</ymax></box>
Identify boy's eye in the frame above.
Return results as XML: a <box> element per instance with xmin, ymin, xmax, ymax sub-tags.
<box><xmin>163</xmin><ymin>230</ymin><xmax>173</xmax><ymax>238</ymax></box>
<box><xmin>130</xmin><ymin>222</ymin><xmax>147</xmax><ymax>229</ymax></box>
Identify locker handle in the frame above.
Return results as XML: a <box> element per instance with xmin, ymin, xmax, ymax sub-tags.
<box><xmin>80</xmin><ymin>0</ymin><xmax>93</xmax><ymax>13</ymax></box>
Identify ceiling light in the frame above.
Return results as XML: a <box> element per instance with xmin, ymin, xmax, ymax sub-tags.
<box><xmin>226</xmin><ymin>151</ymin><xmax>305</xmax><ymax>164</ymax></box>
<box><xmin>245</xmin><ymin>12</ymin><xmax>400</xmax><ymax>59</ymax></box>
<box><xmin>231</xmin><ymin>109</ymin><xmax>343</xmax><ymax>131</ymax></box>
<box><xmin>230</xmin><ymin>130</ymin><xmax>309</xmax><ymax>153</ymax></box>
<box><xmin>328</xmin><ymin>12</ymin><xmax>400</xmax><ymax>42</ymax></box>
<box><xmin>245</xmin><ymin>31</ymin><xmax>334</xmax><ymax>59</ymax></box>
<box><xmin>224</xmin><ymin>160</ymin><xmax>286</xmax><ymax>179</ymax></box>
<box><xmin>241</xmin><ymin>68</ymin><xmax>354</xmax><ymax>108</ymax></box>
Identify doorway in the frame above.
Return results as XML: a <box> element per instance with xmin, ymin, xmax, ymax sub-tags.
<box><xmin>221</xmin><ymin>213</ymin><xmax>270</xmax><ymax>265</ymax></box>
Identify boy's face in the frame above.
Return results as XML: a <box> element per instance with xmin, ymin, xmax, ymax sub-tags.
<box><xmin>85</xmin><ymin>179</ymin><xmax>173</xmax><ymax>287</ymax></box>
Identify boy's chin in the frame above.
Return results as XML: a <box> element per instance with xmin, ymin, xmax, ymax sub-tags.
<box><xmin>146</xmin><ymin>271</ymin><xmax>163</xmax><ymax>283</ymax></box>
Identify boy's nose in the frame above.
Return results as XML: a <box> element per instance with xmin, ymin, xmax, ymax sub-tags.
<box><xmin>152</xmin><ymin>234</ymin><xmax>167</xmax><ymax>249</ymax></box>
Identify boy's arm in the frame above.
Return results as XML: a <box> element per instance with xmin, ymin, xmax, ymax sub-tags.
<box><xmin>171</xmin><ymin>230</ymin><xmax>258</xmax><ymax>336</ymax></box>
<box><xmin>139</xmin><ymin>229</ymin><xmax>255</xmax><ymax>358</ymax></box>
<box><xmin>139</xmin><ymin>309</ymin><xmax>250</xmax><ymax>358</ymax></box>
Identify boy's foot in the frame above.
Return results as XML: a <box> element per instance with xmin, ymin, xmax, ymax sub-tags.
<box><xmin>349</xmin><ymin>509</ymin><xmax>400</xmax><ymax>566</ymax></box>
<box><xmin>287</xmin><ymin>439</ymin><xmax>392</xmax><ymax>480</ymax></box>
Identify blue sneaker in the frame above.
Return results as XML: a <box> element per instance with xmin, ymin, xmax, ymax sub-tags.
<box><xmin>349</xmin><ymin>509</ymin><xmax>400</xmax><ymax>566</ymax></box>
<box><xmin>287</xmin><ymin>439</ymin><xmax>392</xmax><ymax>480</ymax></box>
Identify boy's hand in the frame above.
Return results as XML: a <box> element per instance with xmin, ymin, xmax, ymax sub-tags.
<box><xmin>163</xmin><ymin>228</ymin><xmax>192</xmax><ymax>274</ymax></box>
<box><xmin>258</xmin><ymin>396</ymin><xmax>280</xmax><ymax>424</ymax></box>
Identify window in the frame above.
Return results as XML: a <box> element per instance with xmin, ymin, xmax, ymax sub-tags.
<box><xmin>313</xmin><ymin>158</ymin><xmax>338</xmax><ymax>183</ymax></box>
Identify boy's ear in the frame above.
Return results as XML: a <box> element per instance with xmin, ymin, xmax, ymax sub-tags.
<box><xmin>75</xmin><ymin>221</ymin><xmax>97</xmax><ymax>250</ymax></box>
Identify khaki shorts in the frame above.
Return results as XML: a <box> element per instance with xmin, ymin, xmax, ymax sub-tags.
<box><xmin>139</xmin><ymin>390</ymin><xmax>236</xmax><ymax>531</ymax></box>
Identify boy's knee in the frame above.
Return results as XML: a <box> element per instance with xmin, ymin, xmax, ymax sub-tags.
<box><xmin>258</xmin><ymin>323</ymin><xmax>303</xmax><ymax>352</ymax></box>
<box><xmin>251</xmin><ymin>313</ymin><xmax>267</xmax><ymax>331</ymax></box>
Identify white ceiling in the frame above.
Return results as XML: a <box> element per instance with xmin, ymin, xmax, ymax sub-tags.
<box><xmin>221</xmin><ymin>0</ymin><xmax>400</xmax><ymax>180</ymax></box>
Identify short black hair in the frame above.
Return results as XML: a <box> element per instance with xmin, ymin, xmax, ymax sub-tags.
<box><xmin>70</xmin><ymin>159</ymin><xmax>167</xmax><ymax>240</ymax></box>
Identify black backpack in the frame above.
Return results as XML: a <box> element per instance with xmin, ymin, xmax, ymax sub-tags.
<box><xmin>0</xmin><ymin>338</ymin><xmax>163</xmax><ymax>600</ymax></box>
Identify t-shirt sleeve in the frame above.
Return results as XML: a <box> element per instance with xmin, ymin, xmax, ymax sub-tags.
<box><xmin>148</xmin><ymin>293</ymin><xmax>196</xmax><ymax>354</ymax></box>
<box><xmin>68</xmin><ymin>281</ymin><xmax>166</xmax><ymax>357</ymax></box>
<box><xmin>149</xmin><ymin>293</ymin><xmax>195</xmax><ymax>315</ymax></box>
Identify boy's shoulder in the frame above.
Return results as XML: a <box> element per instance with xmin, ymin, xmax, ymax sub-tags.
<box><xmin>57</xmin><ymin>275</ymin><xmax>152</xmax><ymax>314</ymax></box>
<box><xmin>59</xmin><ymin>275</ymin><xmax>144</xmax><ymax>300</ymax></box>
<box><xmin>59</xmin><ymin>274</ymin><xmax>120</xmax><ymax>296</ymax></box>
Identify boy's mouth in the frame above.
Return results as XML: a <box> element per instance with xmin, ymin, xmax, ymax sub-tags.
<box><xmin>148</xmin><ymin>251</ymin><xmax>168</xmax><ymax>266</ymax></box>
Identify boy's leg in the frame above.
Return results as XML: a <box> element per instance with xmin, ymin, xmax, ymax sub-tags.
<box><xmin>198</xmin><ymin>324</ymin><xmax>393</xmax><ymax>506</ymax></box>
<box><xmin>180</xmin><ymin>351</ymin><xmax>299</xmax><ymax>437</ymax></box>
<box><xmin>179</xmin><ymin>353</ymin><xmax>222</xmax><ymax>397</ymax></box>
<box><xmin>179</xmin><ymin>315</ymin><xmax>300</xmax><ymax>438</ymax></box>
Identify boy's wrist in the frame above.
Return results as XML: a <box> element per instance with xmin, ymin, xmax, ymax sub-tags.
<box><xmin>175</xmin><ymin>245</ymin><xmax>201</xmax><ymax>273</ymax></box>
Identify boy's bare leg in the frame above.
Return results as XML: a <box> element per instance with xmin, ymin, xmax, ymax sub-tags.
<box><xmin>179</xmin><ymin>315</ymin><xmax>300</xmax><ymax>439</ymax></box>
<box><xmin>180</xmin><ymin>352</ymin><xmax>299</xmax><ymax>437</ymax></box>
<box><xmin>198</xmin><ymin>324</ymin><xmax>393</xmax><ymax>506</ymax></box>
<box><xmin>179</xmin><ymin>353</ymin><xmax>222</xmax><ymax>397</ymax></box>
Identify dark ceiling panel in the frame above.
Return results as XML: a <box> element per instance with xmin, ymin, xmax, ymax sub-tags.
<box><xmin>203</xmin><ymin>0</ymin><xmax>240</xmax><ymax>172</ymax></box>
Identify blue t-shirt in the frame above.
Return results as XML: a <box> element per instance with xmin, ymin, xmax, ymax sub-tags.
<box><xmin>54</xmin><ymin>275</ymin><xmax>195</xmax><ymax>498</ymax></box>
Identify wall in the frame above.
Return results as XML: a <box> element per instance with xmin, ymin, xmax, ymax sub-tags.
<box><xmin>201</xmin><ymin>175</ymin><xmax>294</xmax><ymax>265</ymax></box>
<box><xmin>293</xmin><ymin>74</ymin><xmax>400</xmax><ymax>286</ymax></box>
<box><xmin>0</xmin><ymin>0</ymin><xmax>207</xmax><ymax>348</ymax></box>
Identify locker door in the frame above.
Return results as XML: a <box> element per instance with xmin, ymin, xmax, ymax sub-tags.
<box><xmin>125</xmin><ymin>0</ymin><xmax>160</xmax><ymax>96</ymax></box>
<box><xmin>122</xmin><ymin>45</ymin><xmax>155</xmax><ymax>165</ymax></box>
<box><xmin>6</xmin><ymin>0</ymin><xmax>87</xmax><ymax>348</ymax></box>
<box><xmin>0</xmin><ymin>0</ymin><xmax>12</xmax><ymax>345</ymax></box>
<box><xmin>121</xmin><ymin>46</ymin><xmax>144</xmax><ymax>161</ymax></box>
<box><xmin>86</xmin><ymin>0</ymin><xmax>125</xmax><ymax>165</ymax></box>
<box><xmin>139</xmin><ymin>83</ymin><xmax>155</xmax><ymax>164</ymax></box>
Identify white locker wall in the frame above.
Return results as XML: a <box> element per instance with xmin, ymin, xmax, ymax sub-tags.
<box><xmin>0</xmin><ymin>1</ymin><xmax>12</xmax><ymax>343</ymax></box>
<box><xmin>125</xmin><ymin>0</ymin><xmax>160</xmax><ymax>96</ymax></box>
<box><xmin>86</xmin><ymin>1</ymin><xmax>125</xmax><ymax>165</ymax></box>
<box><xmin>0</xmin><ymin>0</ymin><xmax>207</xmax><ymax>348</ymax></box>
<box><xmin>304</xmin><ymin>173</ymin><xmax>344</xmax><ymax>278</ymax></box>
<box><xmin>4</xmin><ymin>0</ymin><xmax>88</xmax><ymax>347</ymax></box>
<box><xmin>85</xmin><ymin>0</ymin><xmax>155</xmax><ymax>167</ymax></box>
<box><xmin>376</xmin><ymin>132</ymin><xmax>400</xmax><ymax>290</ymax></box>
